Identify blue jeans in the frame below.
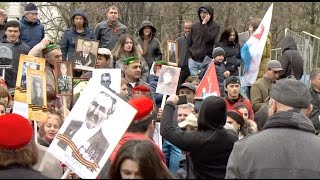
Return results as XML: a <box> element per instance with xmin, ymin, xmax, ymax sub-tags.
<box><xmin>162</xmin><ymin>139</ymin><xmax>184</xmax><ymax>173</ymax></box>
<box><xmin>188</xmin><ymin>58</ymin><xmax>203</xmax><ymax>76</ymax></box>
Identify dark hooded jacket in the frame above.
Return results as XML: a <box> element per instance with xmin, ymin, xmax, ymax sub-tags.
<box><xmin>216</xmin><ymin>31</ymin><xmax>241</xmax><ymax>76</ymax></box>
<box><xmin>161</xmin><ymin>96</ymin><xmax>238</xmax><ymax>179</ymax></box>
<box><xmin>279</xmin><ymin>36</ymin><xmax>304</xmax><ymax>80</ymax></box>
<box><xmin>136</xmin><ymin>21</ymin><xmax>162</xmax><ymax>69</ymax></box>
<box><xmin>60</xmin><ymin>9</ymin><xmax>95</xmax><ymax>61</ymax></box>
<box><xmin>19</xmin><ymin>16</ymin><xmax>45</xmax><ymax>48</ymax></box>
<box><xmin>187</xmin><ymin>5</ymin><xmax>220</xmax><ymax>62</ymax></box>
<box><xmin>1</xmin><ymin>36</ymin><xmax>30</xmax><ymax>89</ymax></box>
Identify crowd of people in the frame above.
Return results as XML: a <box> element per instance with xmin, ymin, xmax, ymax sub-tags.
<box><xmin>0</xmin><ymin>2</ymin><xmax>319</xmax><ymax>179</ymax></box>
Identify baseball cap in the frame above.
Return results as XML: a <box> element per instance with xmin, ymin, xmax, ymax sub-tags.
<box><xmin>178</xmin><ymin>113</ymin><xmax>198</xmax><ymax>128</ymax></box>
<box><xmin>266</xmin><ymin>60</ymin><xmax>283</xmax><ymax>71</ymax></box>
<box><xmin>179</xmin><ymin>82</ymin><xmax>196</xmax><ymax>93</ymax></box>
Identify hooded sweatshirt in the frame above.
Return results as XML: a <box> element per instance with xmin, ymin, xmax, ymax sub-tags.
<box><xmin>19</xmin><ymin>16</ymin><xmax>45</xmax><ymax>48</ymax></box>
<box><xmin>161</xmin><ymin>96</ymin><xmax>238</xmax><ymax>179</ymax></box>
<box><xmin>279</xmin><ymin>36</ymin><xmax>303</xmax><ymax>79</ymax></box>
<box><xmin>187</xmin><ymin>5</ymin><xmax>220</xmax><ymax>62</ymax></box>
<box><xmin>60</xmin><ymin>9</ymin><xmax>95</xmax><ymax>61</ymax></box>
<box><xmin>1</xmin><ymin>36</ymin><xmax>30</xmax><ymax>89</ymax></box>
<box><xmin>136</xmin><ymin>21</ymin><xmax>162</xmax><ymax>69</ymax></box>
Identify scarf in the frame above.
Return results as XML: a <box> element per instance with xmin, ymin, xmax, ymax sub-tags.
<box><xmin>262</xmin><ymin>110</ymin><xmax>316</xmax><ymax>134</ymax></box>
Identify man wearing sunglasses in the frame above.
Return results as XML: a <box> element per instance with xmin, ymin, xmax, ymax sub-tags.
<box><xmin>250</xmin><ymin>60</ymin><xmax>283</xmax><ymax>113</ymax></box>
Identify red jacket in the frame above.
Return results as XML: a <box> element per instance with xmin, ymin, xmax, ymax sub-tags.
<box><xmin>225</xmin><ymin>95</ymin><xmax>254</xmax><ymax>120</ymax></box>
<box><xmin>109</xmin><ymin>132</ymin><xmax>166</xmax><ymax>164</ymax></box>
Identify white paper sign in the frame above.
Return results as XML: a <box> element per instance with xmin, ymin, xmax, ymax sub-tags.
<box><xmin>152</xmin><ymin>122</ymin><xmax>162</xmax><ymax>151</ymax></box>
<box><xmin>48</xmin><ymin>79</ymin><xmax>137</xmax><ymax>179</ymax></box>
<box><xmin>92</xmin><ymin>69</ymin><xmax>121</xmax><ymax>93</ymax></box>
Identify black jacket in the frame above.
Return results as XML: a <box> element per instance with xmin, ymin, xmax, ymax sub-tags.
<box><xmin>136</xmin><ymin>21</ymin><xmax>162</xmax><ymax>69</ymax></box>
<box><xmin>215</xmin><ymin>40</ymin><xmax>241</xmax><ymax>76</ymax></box>
<box><xmin>161</xmin><ymin>96</ymin><xmax>238</xmax><ymax>179</ymax></box>
<box><xmin>187</xmin><ymin>5</ymin><xmax>220</xmax><ymax>62</ymax></box>
<box><xmin>176</xmin><ymin>34</ymin><xmax>188</xmax><ymax>68</ymax></box>
<box><xmin>1</xmin><ymin>36</ymin><xmax>30</xmax><ymax>89</ymax></box>
<box><xmin>308</xmin><ymin>86</ymin><xmax>320</xmax><ymax>133</ymax></box>
<box><xmin>0</xmin><ymin>167</ymin><xmax>49</xmax><ymax>179</ymax></box>
<box><xmin>279</xmin><ymin>36</ymin><xmax>304</xmax><ymax>79</ymax></box>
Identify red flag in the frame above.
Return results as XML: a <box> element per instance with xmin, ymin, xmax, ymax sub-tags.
<box><xmin>196</xmin><ymin>62</ymin><xmax>220</xmax><ymax>98</ymax></box>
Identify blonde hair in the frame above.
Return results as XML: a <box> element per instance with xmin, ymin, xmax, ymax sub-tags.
<box><xmin>38</xmin><ymin>109</ymin><xmax>63</xmax><ymax>138</ymax></box>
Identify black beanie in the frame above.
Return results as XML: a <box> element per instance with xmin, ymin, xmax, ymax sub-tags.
<box><xmin>25</xmin><ymin>3</ymin><xmax>38</xmax><ymax>14</ymax></box>
<box><xmin>227</xmin><ymin>110</ymin><xmax>245</xmax><ymax>127</ymax></box>
<box><xmin>224</xmin><ymin>76</ymin><xmax>240</xmax><ymax>88</ymax></box>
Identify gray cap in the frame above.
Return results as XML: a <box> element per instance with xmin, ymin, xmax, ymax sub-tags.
<box><xmin>266</xmin><ymin>60</ymin><xmax>283</xmax><ymax>71</ymax></box>
<box><xmin>179</xmin><ymin>82</ymin><xmax>196</xmax><ymax>93</ymax></box>
<box><xmin>270</xmin><ymin>78</ymin><xmax>310</xmax><ymax>108</ymax></box>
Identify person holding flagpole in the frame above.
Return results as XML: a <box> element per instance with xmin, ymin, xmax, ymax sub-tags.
<box><xmin>240</xmin><ymin>4</ymin><xmax>273</xmax><ymax>99</ymax></box>
<box><xmin>248</xmin><ymin>18</ymin><xmax>272</xmax><ymax>80</ymax></box>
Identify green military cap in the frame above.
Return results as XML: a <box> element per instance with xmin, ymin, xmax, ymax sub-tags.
<box><xmin>123</xmin><ymin>56</ymin><xmax>140</xmax><ymax>65</ymax></box>
<box><xmin>43</xmin><ymin>44</ymin><xmax>60</xmax><ymax>54</ymax></box>
<box><xmin>154</xmin><ymin>60</ymin><xmax>168</xmax><ymax>67</ymax></box>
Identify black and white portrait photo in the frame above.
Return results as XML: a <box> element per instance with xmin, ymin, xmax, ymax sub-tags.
<box><xmin>48</xmin><ymin>80</ymin><xmax>137</xmax><ymax>179</ymax></box>
<box><xmin>74</xmin><ymin>38</ymin><xmax>99</xmax><ymax>69</ymax></box>
<box><xmin>30</xmin><ymin>76</ymin><xmax>44</xmax><ymax>106</ymax></box>
<box><xmin>55</xmin><ymin>61</ymin><xmax>73</xmax><ymax>95</ymax></box>
<box><xmin>166</xmin><ymin>40</ymin><xmax>178</xmax><ymax>64</ymax></box>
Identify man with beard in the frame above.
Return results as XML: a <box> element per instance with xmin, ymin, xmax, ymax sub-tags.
<box><xmin>57</xmin><ymin>91</ymin><xmax>116</xmax><ymax>166</ymax></box>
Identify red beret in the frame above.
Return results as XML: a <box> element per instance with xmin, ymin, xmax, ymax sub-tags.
<box><xmin>0</xmin><ymin>113</ymin><xmax>33</xmax><ymax>151</ymax></box>
<box><xmin>132</xmin><ymin>85</ymin><xmax>151</xmax><ymax>94</ymax></box>
<box><xmin>128</xmin><ymin>96</ymin><xmax>154</xmax><ymax>123</ymax></box>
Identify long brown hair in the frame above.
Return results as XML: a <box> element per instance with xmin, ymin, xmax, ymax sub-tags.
<box><xmin>0</xmin><ymin>138</ymin><xmax>38</xmax><ymax>168</ymax></box>
<box><xmin>112</xmin><ymin>34</ymin><xmax>143</xmax><ymax>61</ymax></box>
<box><xmin>108</xmin><ymin>139</ymin><xmax>173</xmax><ymax>179</ymax></box>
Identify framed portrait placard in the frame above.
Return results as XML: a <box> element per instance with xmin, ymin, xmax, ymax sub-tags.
<box><xmin>14</xmin><ymin>54</ymin><xmax>46</xmax><ymax>103</ymax></box>
<box><xmin>74</xmin><ymin>37</ymin><xmax>99</xmax><ymax>71</ymax></box>
<box><xmin>166</xmin><ymin>40</ymin><xmax>179</xmax><ymax>65</ymax></box>
<box><xmin>0</xmin><ymin>43</ymin><xmax>13</xmax><ymax>69</ymax></box>
<box><xmin>54</xmin><ymin>61</ymin><xmax>73</xmax><ymax>96</ymax></box>
<box><xmin>71</xmin><ymin>77</ymin><xmax>89</xmax><ymax>108</ymax></box>
<box><xmin>156</xmin><ymin>65</ymin><xmax>181</xmax><ymax>95</ymax></box>
<box><xmin>48</xmin><ymin>79</ymin><xmax>137</xmax><ymax>179</ymax></box>
<box><xmin>27</xmin><ymin>68</ymin><xmax>47</xmax><ymax>122</ymax></box>
<box><xmin>92</xmin><ymin>69</ymin><xmax>121</xmax><ymax>94</ymax></box>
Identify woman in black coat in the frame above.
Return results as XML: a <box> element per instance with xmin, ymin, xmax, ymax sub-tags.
<box><xmin>216</xmin><ymin>26</ymin><xmax>241</xmax><ymax>76</ymax></box>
